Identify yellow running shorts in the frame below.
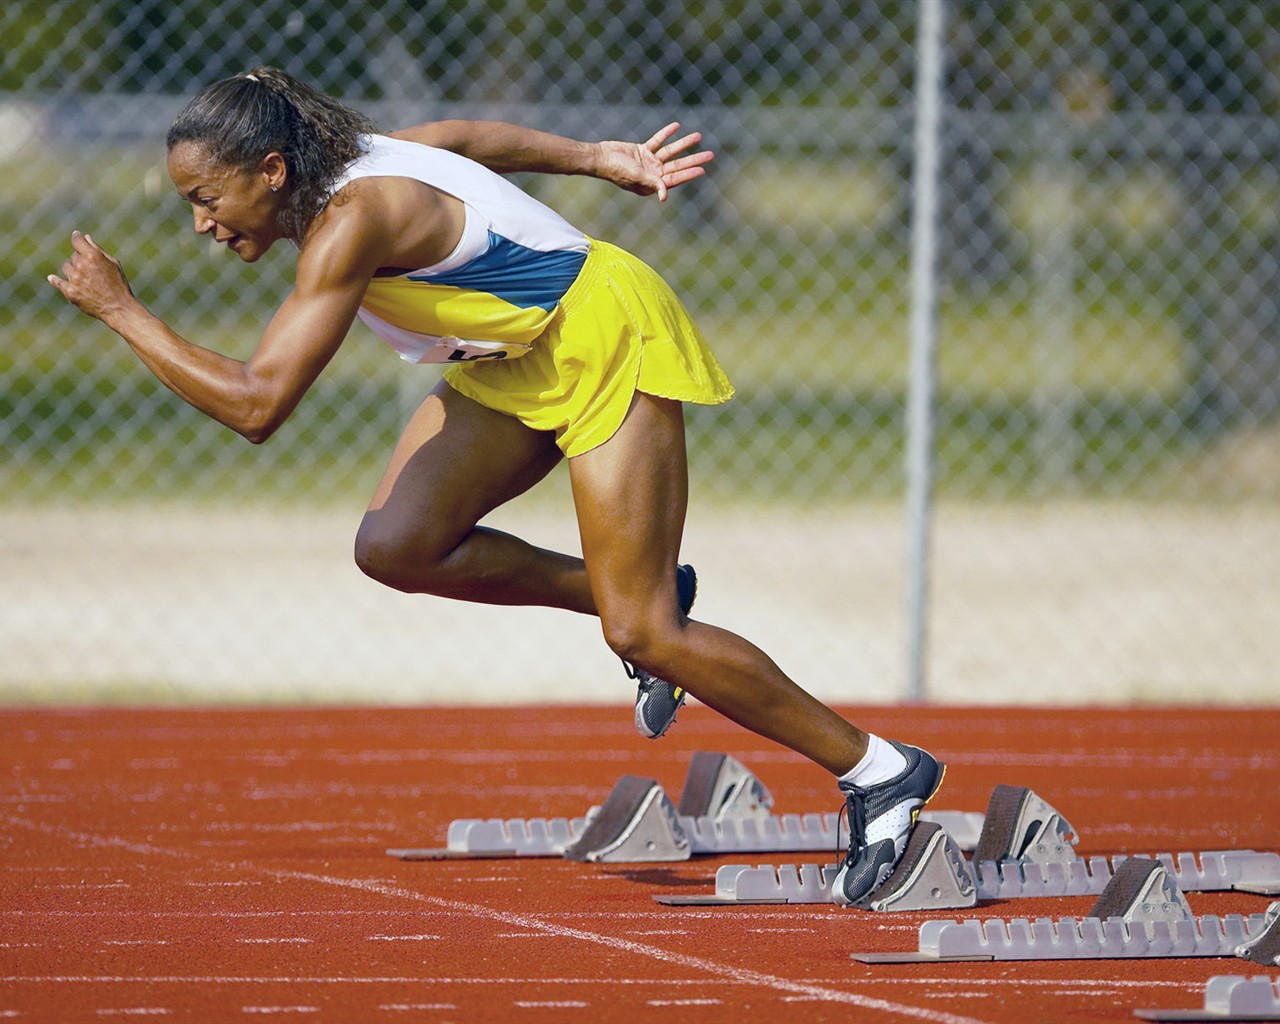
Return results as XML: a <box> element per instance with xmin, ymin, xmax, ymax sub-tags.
<box><xmin>442</xmin><ymin>239</ymin><xmax>734</xmax><ymax>457</ymax></box>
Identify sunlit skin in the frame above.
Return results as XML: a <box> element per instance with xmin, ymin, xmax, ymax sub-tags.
<box><xmin>47</xmin><ymin>120</ymin><xmax>870</xmax><ymax>776</ymax></box>
<box><xmin>167</xmin><ymin>143</ymin><xmax>290</xmax><ymax>263</ymax></box>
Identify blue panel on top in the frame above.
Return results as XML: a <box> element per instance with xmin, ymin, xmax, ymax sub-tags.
<box><xmin>410</xmin><ymin>231</ymin><xmax>588</xmax><ymax>311</ymax></box>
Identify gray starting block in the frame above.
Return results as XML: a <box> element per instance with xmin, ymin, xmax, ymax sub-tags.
<box><xmin>652</xmin><ymin>784</ymin><xmax>1280</xmax><ymax>908</ymax></box>
<box><xmin>564</xmin><ymin>775</ymin><xmax>690</xmax><ymax>862</ymax></box>
<box><xmin>677</xmin><ymin>750</ymin><xmax>774</xmax><ymax>820</ymax></box>
<box><xmin>388</xmin><ymin>750</ymin><xmax>983</xmax><ymax>863</ymax></box>
<box><xmin>974</xmin><ymin>783</ymin><xmax>1078</xmax><ymax>864</ymax></box>
<box><xmin>975</xmin><ymin>850</ymin><xmax>1280</xmax><ymax>901</ymax></box>
<box><xmin>1135</xmin><ymin>975</ymin><xmax>1280</xmax><ymax>1022</ymax></box>
<box><xmin>655</xmin><ymin>820</ymin><xmax>977</xmax><ymax>910</ymax></box>
<box><xmin>850</xmin><ymin>857</ymin><xmax>1275</xmax><ymax>962</ymax></box>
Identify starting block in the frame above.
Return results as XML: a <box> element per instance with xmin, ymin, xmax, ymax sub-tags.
<box><xmin>1135</xmin><ymin>975</ymin><xmax>1280</xmax><ymax>1022</ymax></box>
<box><xmin>563</xmin><ymin>774</ymin><xmax>690</xmax><ymax>862</ymax></box>
<box><xmin>388</xmin><ymin>751</ymin><xmax>984</xmax><ymax>863</ymax></box>
<box><xmin>850</xmin><ymin>857</ymin><xmax>1275</xmax><ymax>962</ymax></box>
<box><xmin>974</xmin><ymin>783</ymin><xmax>1078</xmax><ymax>864</ymax></box>
<box><xmin>655</xmin><ymin>821</ymin><xmax>978</xmax><ymax>910</ymax></box>
<box><xmin>652</xmin><ymin>783</ymin><xmax>1280</xmax><ymax>908</ymax></box>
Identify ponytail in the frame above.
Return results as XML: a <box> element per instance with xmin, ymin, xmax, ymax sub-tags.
<box><xmin>166</xmin><ymin>66</ymin><xmax>377</xmax><ymax>240</ymax></box>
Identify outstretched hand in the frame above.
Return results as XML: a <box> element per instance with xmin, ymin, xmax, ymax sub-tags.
<box><xmin>596</xmin><ymin>123</ymin><xmax>714</xmax><ymax>201</ymax></box>
<box><xmin>48</xmin><ymin>231</ymin><xmax>137</xmax><ymax>325</ymax></box>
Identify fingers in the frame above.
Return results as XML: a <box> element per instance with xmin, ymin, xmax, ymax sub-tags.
<box><xmin>655</xmin><ymin>131</ymin><xmax>711</xmax><ymax>163</ymax></box>
<box><xmin>662</xmin><ymin>149</ymin><xmax>714</xmax><ymax>174</ymax></box>
<box><xmin>663</xmin><ymin>166</ymin><xmax>708</xmax><ymax>190</ymax></box>
<box><xmin>644</xmin><ymin>122</ymin><xmax>682</xmax><ymax>150</ymax></box>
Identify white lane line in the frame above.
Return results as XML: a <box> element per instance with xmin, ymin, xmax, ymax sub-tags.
<box><xmin>379</xmin><ymin>1005</ymin><xmax>456</xmax><ymax>1012</ymax></box>
<box><xmin>366</xmin><ymin>935</ymin><xmax>443</xmax><ymax>942</ymax></box>
<box><xmin>513</xmin><ymin>1002</ymin><xmax>587</xmax><ymax>1009</ymax></box>
<box><xmin>647</xmin><ymin>999</ymin><xmax>722</xmax><ymax>1007</ymax></box>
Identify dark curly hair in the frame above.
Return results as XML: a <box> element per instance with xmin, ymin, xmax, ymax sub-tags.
<box><xmin>166</xmin><ymin>66</ymin><xmax>377</xmax><ymax>241</ymax></box>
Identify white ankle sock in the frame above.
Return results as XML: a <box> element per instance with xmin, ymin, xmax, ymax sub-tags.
<box><xmin>837</xmin><ymin>734</ymin><xmax>908</xmax><ymax>788</ymax></box>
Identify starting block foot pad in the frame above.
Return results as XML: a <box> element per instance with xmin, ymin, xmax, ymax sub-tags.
<box><xmin>853</xmin><ymin>821</ymin><xmax>978</xmax><ymax>912</ymax></box>
<box><xmin>973</xmin><ymin>784</ymin><xmax>1079</xmax><ymax>866</ymax></box>
<box><xmin>1087</xmin><ymin>857</ymin><xmax>1194</xmax><ymax>924</ymax></box>
<box><xmin>562</xmin><ymin>775</ymin><xmax>690</xmax><ymax>863</ymax></box>
<box><xmin>677</xmin><ymin>751</ymin><xmax>774</xmax><ymax>821</ymax></box>
<box><xmin>1235</xmin><ymin>901</ymin><xmax>1280</xmax><ymax>968</ymax></box>
<box><xmin>1135</xmin><ymin>975</ymin><xmax>1280</xmax><ymax>1022</ymax></box>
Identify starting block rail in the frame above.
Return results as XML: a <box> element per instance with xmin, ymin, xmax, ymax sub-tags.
<box><xmin>653</xmin><ymin>785</ymin><xmax>1280</xmax><ymax>909</ymax></box>
<box><xmin>1135</xmin><ymin>975</ymin><xmax>1280</xmax><ymax>1022</ymax></box>
<box><xmin>975</xmin><ymin>850</ymin><xmax>1280</xmax><ymax>901</ymax></box>
<box><xmin>653</xmin><ymin>848</ymin><xmax>1280</xmax><ymax>908</ymax></box>
<box><xmin>388</xmin><ymin>751</ymin><xmax>984</xmax><ymax>862</ymax></box>
<box><xmin>851</xmin><ymin>859</ymin><xmax>1280</xmax><ymax>963</ymax></box>
<box><xmin>852</xmin><ymin>911</ymin><xmax>1272</xmax><ymax>963</ymax></box>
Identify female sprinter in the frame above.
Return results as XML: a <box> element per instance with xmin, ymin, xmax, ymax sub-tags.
<box><xmin>48</xmin><ymin>67</ymin><xmax>942</xmax><ymax>906</ymax></box>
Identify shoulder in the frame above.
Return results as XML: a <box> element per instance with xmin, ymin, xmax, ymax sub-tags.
<box><xmin>296</xmin><ymin>189</ymin><xmax>397</xmax><ymax>288</ymax></box>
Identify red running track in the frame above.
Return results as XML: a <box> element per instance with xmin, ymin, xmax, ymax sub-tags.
<box><xmin>2</xmin><ymin>704</ymin><xmax>1278</xmax><ymax>1023</ymax></box>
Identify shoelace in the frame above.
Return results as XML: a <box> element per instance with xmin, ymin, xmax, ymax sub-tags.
<box><xmin>835</xmin><ymin>785</ymin><xmax>868</xmax><ymax>870</ymax></box>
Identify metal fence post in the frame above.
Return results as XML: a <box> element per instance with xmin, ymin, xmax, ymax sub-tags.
<box><xmin>904</xmin><ymin>0</ymin><xmax>947</xmax><ymax>703</ymax></box>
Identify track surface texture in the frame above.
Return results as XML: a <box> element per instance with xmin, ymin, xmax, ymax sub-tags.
<box><xmin>2</xmin><ymin>704</ymin><xmax>1277</xmax><ymax>1023</ymax></box>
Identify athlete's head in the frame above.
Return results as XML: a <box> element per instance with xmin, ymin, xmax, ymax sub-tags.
<box><xmin>166</xmin><ymin>67</ymin><xmax>376</xmax><ymax>256</ymax></box>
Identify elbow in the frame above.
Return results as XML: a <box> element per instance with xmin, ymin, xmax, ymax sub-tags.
<box><xmin>240</xmin><ymin>422</ymin><xmax>276</xmax><ymax>446</ymax></box>
<box><xmin>238</xmin><ymin>407</ymin><xmax>288</xmax><ymax>445</ymax></box>
<box><xmin>233</xmin><ymin>391</ymin><xmax>290</xmax><ymax>445</ymax></box>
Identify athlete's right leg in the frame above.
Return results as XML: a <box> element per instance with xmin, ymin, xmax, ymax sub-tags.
<box><xmin>354</xmin><ymin>378</ymin><xmax>595</xmax><ymax>612</ymax></box>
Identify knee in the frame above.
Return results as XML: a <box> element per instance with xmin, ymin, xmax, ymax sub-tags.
<box><xmin>353</xmin><ymin>512</ymin><xmax>449</xmax><ymax>593</ymax></box>
<box><xmin>598</xmin><ymin>605</ymin><xmax>680</xmax><ymax>670</ymax></box>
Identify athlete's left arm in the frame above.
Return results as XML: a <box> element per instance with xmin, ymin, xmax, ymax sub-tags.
<box><xmin>390</xmin><ymin>120</ymin><xmax>713</xmax><ymax>201</ymax></box>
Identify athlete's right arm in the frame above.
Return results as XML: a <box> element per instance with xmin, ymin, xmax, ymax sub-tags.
<box><xmin>48</xmin><ymin>217</ymin><xmax>385</xmax><ymax>445</ymax></box>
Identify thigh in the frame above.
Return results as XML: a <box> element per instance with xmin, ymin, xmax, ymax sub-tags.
<box><xmin>365</xmin><ymin>378</ymin><xmax>563</xmax><ymax>550</ymax></box>
<box><xmin>567</xmin><ymin>393</ymin><xmax>689</xmax><ymax>622</ymax></box>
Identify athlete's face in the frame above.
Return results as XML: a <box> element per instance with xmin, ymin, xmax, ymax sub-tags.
<box><xmin>167</xmin><ymin>141</ymin><xmax>287</xmax><ymax>263</ymax></box>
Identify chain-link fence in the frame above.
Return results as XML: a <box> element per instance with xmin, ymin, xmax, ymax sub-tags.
<box><xmin>3</xmin><ymin>1</ymin><xmax>1278</xmax><ymax>706</ymax></box>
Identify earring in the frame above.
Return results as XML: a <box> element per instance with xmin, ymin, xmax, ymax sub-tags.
<box><xmin>270</xmin><ymin>185</ymin><xmax>279</xmax><ymax>193</ymax></box>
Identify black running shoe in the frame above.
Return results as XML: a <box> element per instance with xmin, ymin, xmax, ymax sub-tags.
<box><xmin>629</xmin><ymin>564</ymin><xmax>697</xmax><ymax>740</ymax></box>
<box><xmin>830</xmin><ymin>741</ymin><xmax>946</xmax><ymax>907</ymax></box>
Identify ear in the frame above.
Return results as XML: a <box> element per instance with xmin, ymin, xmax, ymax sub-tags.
<box><xmin>260</xmin><ymin>152</ymin><xmax>287</xmax><ymax>193</ymax></box>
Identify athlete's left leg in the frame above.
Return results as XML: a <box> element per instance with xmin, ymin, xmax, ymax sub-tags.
<box><xmin>566</xmin><ymin>392</ymin><xmax>867</xmax><ymax>775</ymax></box>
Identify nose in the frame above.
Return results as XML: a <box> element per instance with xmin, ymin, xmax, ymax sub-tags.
<box><xmin>192</xmin><ymin>206</ymin><xmax>215</xmax><ymax>234</ymax></box>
